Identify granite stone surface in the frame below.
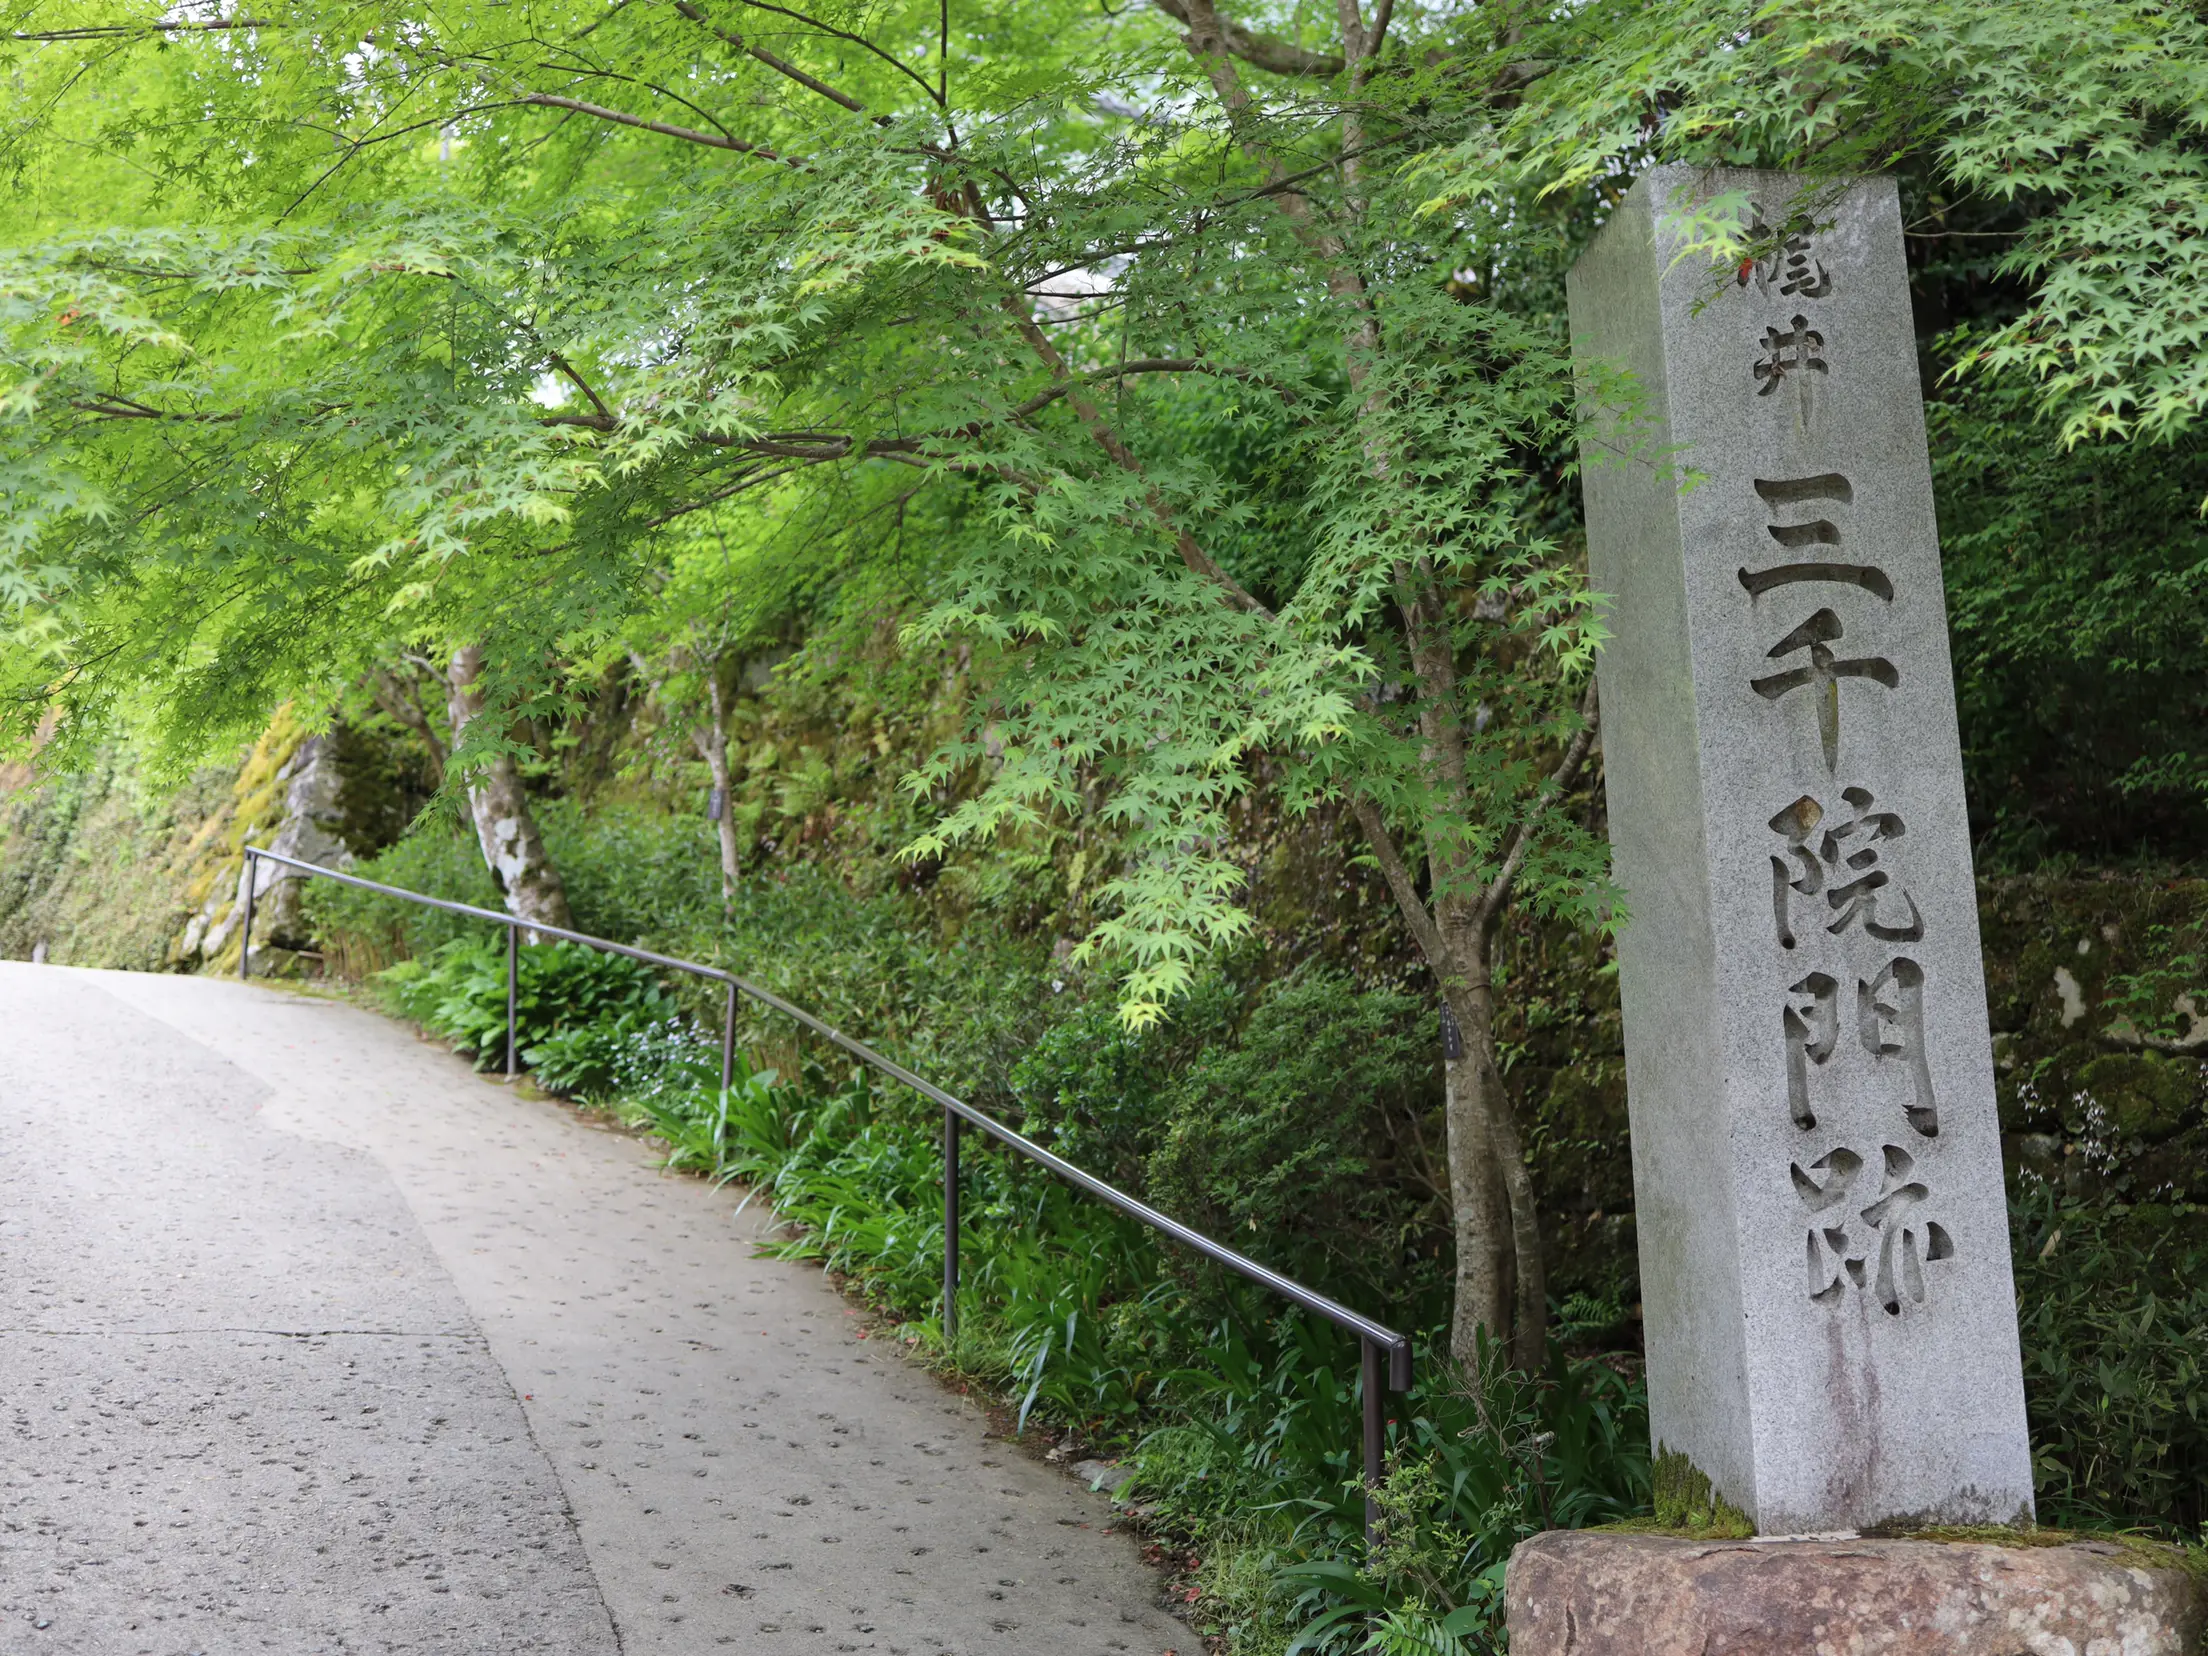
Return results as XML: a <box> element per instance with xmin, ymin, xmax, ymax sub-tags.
<box><xmin>1506</xmin><ymin>1529</ymin><xmax>2205</xmax><ymax>1656</ymax></box>
<box><xmin>1566</xmin><ymin>167</ymin><xmax>2033</xmax><ymax>1532</ymax></box>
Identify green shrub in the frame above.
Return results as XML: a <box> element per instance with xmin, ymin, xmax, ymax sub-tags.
<box><xmin>695</xmin><ymin>865</ymin><xmax>1057</xmax><ymax>1113</ymax></box>
<box><xmin>534</xmin><ymin>800</ymin><xmax>724</xmax><ymax>943</ymax></box>
<box><xmin>314</xmin><ymin>812</ymin><xmax>1059</xmax><ymax>1116</ymax></box>
<box><xmin>1009</xmin><ymin>977</ymin><xmax>1239</xmax><ymax>1189</ymax></box>
<box><xmin>1258</xmin><ymin>1336</ymin><xmax>1649</xmax><ymax>1655</ymax></box>
<box><xmin>304</xmin><ymin>805</ymin><xmax>722</xmax><ymax>962</ymax></box>
<box><xmin>376</xmin><ymin>936</ymin><xmax>676</xmax><ymax>1072</ymax></box>
<box><xmin>613</xmin><ymin>1023</ymin><xmax>780</xmax><ymax>1179</ymax></box>
<box><xmin>1146</xmin><ymin>969</ymin><xmax>1442</xmax><ymax>1315</ymax></box>
<box><xmin>303</xmin><ymin>823</ymin><xmax>502</xmax><ymax>961</ymax></box>
<box><xmin>526</xmin><ymin>1007</ymin><xmax>693</xmax><ymax>1099</ymax></box>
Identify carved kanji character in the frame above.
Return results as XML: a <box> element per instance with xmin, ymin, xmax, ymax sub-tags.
<box><xmin>1792</xmin><ymin>1146</ymin><xmax>1865</xmax><ymax>1303</ymax></box>
<box><xmin>1820</xmin><ymin>786</ymin><xmax>1924</xmax><ymax>942</ymax></box>
<box><xmin>1857</xmin><ymin>1143</ymin><xmax>1955</xmax><ymax>1313</ymax></box>
<box><xmin>1770</xmin><ymin>788</ymin><xmax>1923</xmax><ymax>947</ymax></box>
<box><xmin>1737</xmin><ymin>208</ymin><xmax>1834</xmax><ymax>300</ymax></box>
<box><xmin>1860</xmin><ymin>956</ymin><xmax>1939</xmax><ymax>1137</ymax></box>
<box><xmin>1782</xmin><ymin>970</ymin><xmax>1839</xmax><ymax>1130</ymax></box>
<box><xmin>1751</xmin><ymin>610</ymin><xmax>1899</xmax><ymax>772</ymax></box>
<box><xmin>1739</xmin><ymin>474</ymin><xmax>1896</xmax><ymax>606</ymax></box>
<box><xmin>1753</xmin><ymin>315</ymin><xmax>1828</xmax><ymax>394</ymax></box>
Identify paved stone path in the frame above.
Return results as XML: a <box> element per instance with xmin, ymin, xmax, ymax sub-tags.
<box><xmin>0</xmin><ymin>962</ymin><xmax>1198</xmax><ymax>1655</ymax></box>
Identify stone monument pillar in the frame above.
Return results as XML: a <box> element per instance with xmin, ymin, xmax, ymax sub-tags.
<box><xmin>1565</xmin><ymin>166</ymin><xmax>2032</xmax><ymax>1535</ymax></box>
<box><xmin>1513</xmin><ymin>161</ymin><xmax>2206</xmax><ymax>1656</ymax></box>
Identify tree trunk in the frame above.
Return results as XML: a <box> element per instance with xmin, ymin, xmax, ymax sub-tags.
<box><xmin>698</xmin><ymin>671</ymin><xmax>741</xmax><ymax>902</ymax></box>
<box><xmin>443</xmin><ymin>644</ymin><xmax>573</xmax><ymax>933</ymax></box>
<box><xmin>1454</xmin><ymin>955</ymin><xmax>1550</xmax><ymax>1373</ymax></box>
<box><xmin>1441</xmin><ymin>1034</ymin><xmax>1513</xmax><ymax>1364</ymax></box>
<box><xmin>1356</xmin><ymin>684</ymin><xmax>1598</xmax><ymax>1374</ymax></box>
<box><xmin>1139</xmin><ymin>0</ymin><xmax>1600</xmax><ymax>1377</ymax></box>
<box><xmin>1435</xmin><ymin>923</ymin><xmax>1549</xmax><ymax>1371</ymax></box>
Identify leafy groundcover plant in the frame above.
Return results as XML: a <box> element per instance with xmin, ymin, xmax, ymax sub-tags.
<box><xmin>376</xmin><ymin>938</ymin><xmax>679</xmax><ymax>1072</ymax></box>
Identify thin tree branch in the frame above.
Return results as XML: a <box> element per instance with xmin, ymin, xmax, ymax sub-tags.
<box><xmin>1352</xmin><ymin>798</ymin><xmax>1448</xmax><ymax>966</ymax></box>
<box><xmin>518</xmin><ymin>461</ymin><xmax>814</xmax><ymax>561</ymax></box>
<box><xmin>1001</xmin><ymin>298</ymin><xmax>1272</xmax><ymax>618</ymax></box>
<box><xmin>69</xmin><ymin>261</ymin><xmax>321</xmax><ymax>281</ymax></box>
<box><xmin>1004</xmin><ymin>357</ymin><xmax>1208</xmax><ymax>419</ymax></box>
<box><xmin>1335</xmin><ymin>0</ymin><xmax>1373</xmax><ymax>212</ymax></box>
<box><xmin>542</xmin><ymin>348</ymin><xmax>611</xmax><ymax>424</ymax></box>
<box><xmin>281</xmin><ymin>87</ymin><xmax>468</xmax><ymax>218</ymax></box>
<box><xmin>574</xmin><ymin>0</ymin><xmax>645</xmax><ymax>39</ymax></box>
<box><xmin>514</xmin><ymin>58</ymin><xmax>746</xmax><ymax>145</ymax></box>
<box><xmin>515</xmin><ymin>92</ymin><xmax>795</xmax><ymax>160</ymax></box>
<box><xmin>1146</xmin><ymin>0</ymin><xmax>1344</xmax><ymax>76</ymax></box>
<box><xmin>671</xmin><ymin>2</ymin><xmax>891</xmax><ymax>124</ymax></box>
<box><xmin>9</xmin><ymin>17</ymin><xmax>277</xmax><ymax>37</ymax></box>
<box><xmin>534</xmin><ymin>361</ymin><xmax>1233</xmax><ymax>457</ymax></box>
<box><xmin>533</xmin><ymin>413</ymin><xmax>934</xmax><ymax>464</ymax></box>
<box><xmin>70</xmin><ymin>399</ymin><xmax>240</xmax><ymax>423</ymax></box>
<box><xmin>1477</xmin><ymin>677</ymin><xmax>1601</xmax><ymax>929</ymax></box>
<box><xmin>1366</xmin><ymin>0</ymin><xmax>1395</xmax><ymax>60</ymax></box>
<box><xmin>1396</xmin><ymin>559</ymin><xmax>1472</xmax><ymax>836</ymax></box>
<box><xmin>639</xmin><ymin>463</ymin><xmax>809</xmax><ymax>526</ymax></box>
<box><xmin>727</xmin><ymin>0</ymin><xmax>945</xmax><ymax>108</ymax></box>
<box><xmin>1177</xmin><ymin>0</ymin><xmax>1354</xmax><ymax>261</ymax></box>
<box><xmin>371</xmin><ymin>664</ymin><xmax>448</xmax><ymax>777</ymax></box>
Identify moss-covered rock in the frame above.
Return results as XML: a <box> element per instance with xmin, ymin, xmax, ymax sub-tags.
<box><xmin>0</xmin><ymin>706</ymin><xmax>426</xmax><ymax>972</ymax></box>
<box><xmin>2076</xmin><ymin>1052</ymin><xmax>2199</xmax><ymax>1142</ymax></box>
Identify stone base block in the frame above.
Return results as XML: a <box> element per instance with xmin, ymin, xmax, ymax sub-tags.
<box><xmin>1506</xmin><ymin>1529</ymin><xmax>2204</xmax><ymax>1656</ymax></box>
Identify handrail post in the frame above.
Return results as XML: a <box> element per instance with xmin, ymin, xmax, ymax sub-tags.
<box><xmin>238</xmin><ymin>850</ymin><xmax>256</xmax><ymax>982</ymax></box>
<box><xmin>1361</xmin><ymin>1336</ymin><xmax>1385</xmax><ymax>1547</ymax></box>
<box><xmin>505</xmin><ymin>924</ymin><xmax>519</xmax><ymax>1080</ymax></box>
<box><xmin>718</xmin><ymin>980</ymin><xmax>738</xmax><ymax>1164</ymax></box>
<box><xmin>720</xmin><ymin>980</ymin><xmax>737</xmax><ymax>1099</ymax></box>
<box><xmin>943</xmin><ymin>1107</ymin><xmax>961</xmax><ymax>1346</ymax></box>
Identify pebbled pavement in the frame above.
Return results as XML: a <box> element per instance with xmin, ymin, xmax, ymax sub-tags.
<box><xmin>0</xmin><ymin>962</ymin><xmax>1198</xmax><ymax>1656</ymax></box>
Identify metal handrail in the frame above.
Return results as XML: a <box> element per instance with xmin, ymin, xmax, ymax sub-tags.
<box><xmin>241</xmin><ymin>844</ymin><xmax>1413</xmax><ymax>1534</ymax></box>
